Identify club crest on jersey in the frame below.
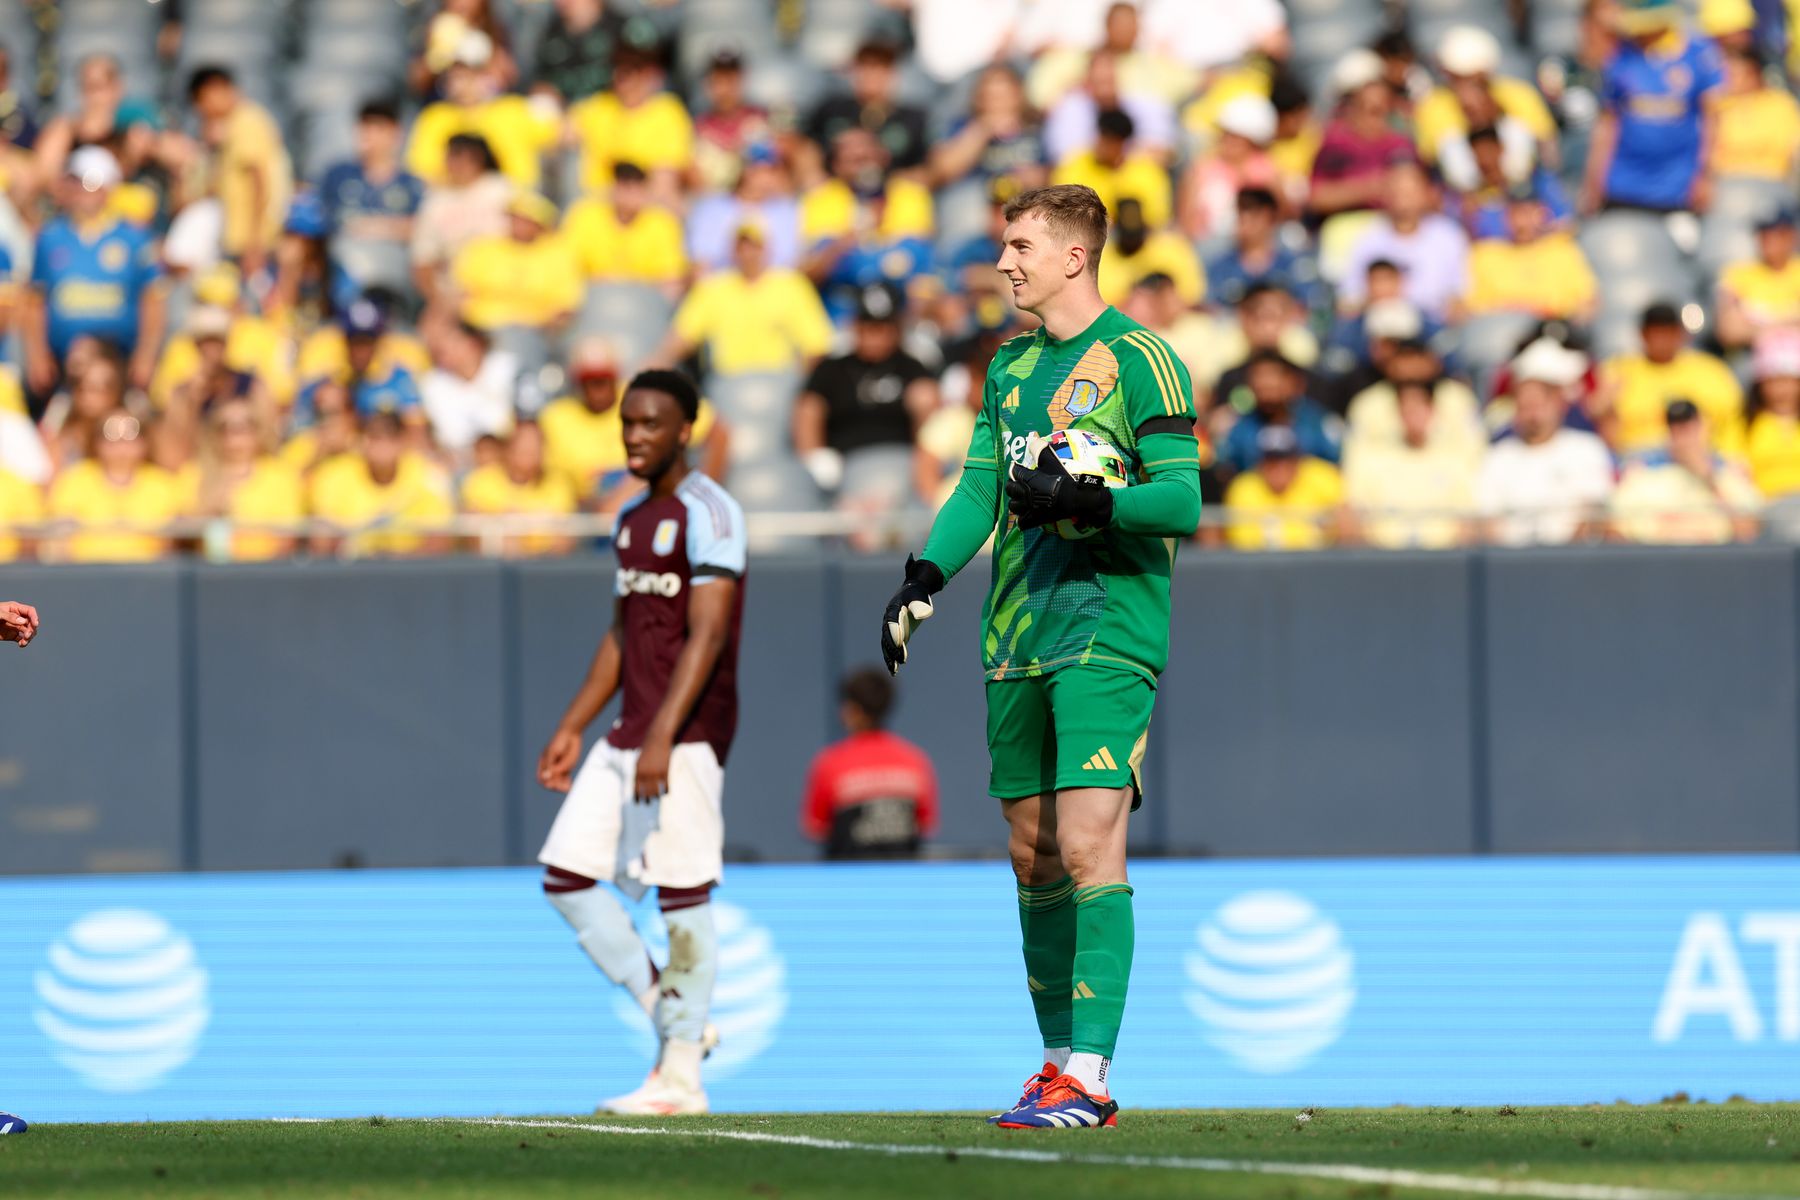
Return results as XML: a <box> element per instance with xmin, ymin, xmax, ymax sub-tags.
<box><xmin>652</xmin><ymin>519</ymin><xmax>679</xmax><ymax>557</ymax></box>
<box><xmin>1065</xmin><ymin>379</ymin><xmax>1101</xmax><ymax>418</ymax></box>
<box><xmin>99</xmin><ymin>241</ymin><xmax>129</xmax><ymax>271</ymax></box>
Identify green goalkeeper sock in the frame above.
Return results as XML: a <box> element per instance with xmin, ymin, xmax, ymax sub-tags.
<box><xmin>1070</xmin><ymin>883</ymin><xmax>1135</xmax><ymax>1059</ymax></box>
<box><xmin>1017</xmin><ymin>875</ymin><xmax>1077</xmax><ymax>1050</ymax></box>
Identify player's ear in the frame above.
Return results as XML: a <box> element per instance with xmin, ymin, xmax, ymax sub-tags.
<box><xmin>1066</xmin><ymin>242</ymin><xmax>1086</xmax><ymax>280</ymax></box>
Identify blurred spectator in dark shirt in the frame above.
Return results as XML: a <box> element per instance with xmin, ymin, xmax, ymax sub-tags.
<box><xmin>796</xmin><ymin>283</ymin><xmax>939</xmax><ymax>524</ymax></box>
<box><xmin>319</xmin><ymin>101</ymin><xmax>424</xmax><ymax>250</ymax></box>
<box><xmin>530</xmin><ymin>0</ymin><xmax>626</xmax><ymax>103</ymax></box>
<box><xmin>1455</xmin><ymin>124</ymin><xmax>1573</xmax><ymax>239</ymax></box>
<box><xmin>802</xmin><ymin>667</ymin><xmax>939</xmax><ymax>860</ymax></box>
<box><xmin>807</xmin><ymin>38</ymin><xmax>929</xmax><ymax>175</ymax></box>
<box><xmin>1207</xmin><ymin>186</ymin><xmax>1323</xmax><ymax>313</ymax></box>
<box><xmin>1221</xmin><ymin>349</ymin><xmax>1341</xmax><ymax>474</ymax></box>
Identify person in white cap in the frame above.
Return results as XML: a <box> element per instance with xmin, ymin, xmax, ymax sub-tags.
<box><xmin>1416</xmin><ymin>25</ymin><xmax>1559</xmax><ymax>177</ymax></box>
<box><xmin>1477</xmin><ymin>339</ymin><xmax>1614</xmax><ymax>546</ymax></box>
<box><xmin>1309</xmin><ymin>49</ymin><xmax>1418</xmax><ymax>218</ymax></box>
<box><xmin>23</xmin><ymin>145</ymin><xmax>164</xmax><ymax>408</ymax></box>
<box><xmin>1179</xmin><ymin>93</ymin><xmax>1279</xmax><ymax>243</ymax></box>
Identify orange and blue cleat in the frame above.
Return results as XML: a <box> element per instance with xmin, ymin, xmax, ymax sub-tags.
<box><xmin>986</xmin><ymin>1063</ymin><xmax>1059</xmax><ymax>1124</ymax></box>
<box><xmin>994</xmin><ymin>1074</ymin><xmax>1119</xmax><ymax>1129</ymax></box>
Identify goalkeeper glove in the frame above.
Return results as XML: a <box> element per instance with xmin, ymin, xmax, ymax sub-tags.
<box><xmin>880</xmin><ymin>554</ymin><xmax>945</xmax><ymax>676</ymax></box>
<box><xmin>1005</xmin><ymin>436</ymin><xmax>1114</xmax><ymax>531</ymax></box>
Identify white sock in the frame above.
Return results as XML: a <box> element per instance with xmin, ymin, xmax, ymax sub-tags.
<box><xmin>660</xmin><ymin>1036</ymin><xmax>705</xmax><ymax>1091</ymax></box>
<box><xmin>656</xmin><ymin>902</ymin><xmax>717</xmax><ymax>1044</ymax></box>
<box><xmin>1065</xmin><ymin>1051</ymin><xmax>1110</xmax><ymax>1095</ymax></box>
<box><xmin>546</xmin><ymin>883</ymin><xmax>653</xmax><ymax>998</ymax></box>
<box><xmin>1043</xmin><ymin>1046</ymin><xmax>1071</xmax><ymax>1072</ymax></box>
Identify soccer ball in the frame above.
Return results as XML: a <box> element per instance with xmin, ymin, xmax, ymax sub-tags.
<box><xmin>1040</xmin><ymin>428</ymin><xmax>1130</xmax><ymax>540</ymax></box>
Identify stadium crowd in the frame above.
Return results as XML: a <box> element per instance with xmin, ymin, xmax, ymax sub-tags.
<box><xmin>0</xmin><ymin>0</ymin><xmax>1796</xmax><ymax>559</ymax></box>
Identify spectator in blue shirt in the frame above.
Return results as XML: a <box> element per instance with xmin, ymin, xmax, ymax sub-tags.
<box><xmin>1582</xmin><ymin>0</ymin><xmax>1725</xmax><ymax>214</ymax></box>
<box><xmin>1456</xmin><ymin>125</ymin><xmax>1573</xmax><ymax>239</ymax></box>
<box><xmin>341</xmin><ymin>300</ymin><xmax>423</xmax><ymax>423</ymax></box>
<box><xmin>25</xmin><ymin>146</ymin><xmax>163</xmax><ymax>407</ymax></box>
<box><xmin>1222</xmin><ymin>349</ymin><xmax>1343</xmax><ymax>475</ymax></box>
<box><xmin>1206</xmin><ymin>186</ymin><xmax>1325</xmax><ymax>314</ymax></box>
<box><xmin>319</xmin><ymin>100</ymin><xmax>424</xmax><ymax>245</ymax></box>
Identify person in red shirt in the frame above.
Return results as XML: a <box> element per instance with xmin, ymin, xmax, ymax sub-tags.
<box><xmin>802</xmin><ymin>667</ymin><xmax>939</xmax><ymax>859</ymax></box>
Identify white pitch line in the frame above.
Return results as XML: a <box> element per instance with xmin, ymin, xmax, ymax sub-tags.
<box><xmin>447</xmin><ymin>1117</ymin><xmax>1782</xmax><ymax>1200</ymax></box>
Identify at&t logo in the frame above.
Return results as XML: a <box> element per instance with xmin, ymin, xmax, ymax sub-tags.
<box><xmin>34</xmin><ymin>910</ymin><xmax>211</xmax><ymax>1092</ymax></box>
<box><xmin>1183</xmin><ymin>890</ymin><xmax>1356</xmax><ymax>1073</ymax></box>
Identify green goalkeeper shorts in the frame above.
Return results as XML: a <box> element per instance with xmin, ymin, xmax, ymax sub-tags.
<box><xmin>985</xmin><ymin>665</ymin><xmax>1154</xmax><ymax>807</ymax></box>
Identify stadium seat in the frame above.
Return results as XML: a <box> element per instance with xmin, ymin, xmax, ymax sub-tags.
<box><xmin>1454</xmin><ymin>311</ymin><xmax>1541</xmax><ymax>384</ymax></box>
<box><xmin>726</xmin><ymin>454</ymin><xmax>822</xmax><ymax>515</ymax></box>
<box><xmin>798</xmin><ymin>0</ymin><xmax>875</xmax><ymax>68</ymax></box>
<box><xmin>331</xmin><ymin>236</ymin><xmax>413</xmax><ymax>299</ymax></box>
<box><xmin>573</xmin><ymin>284</ymin><xmax>676</xmax><ymax>372</ymax></box>
<box><xmin>746</xmin><ymin>54</ymin><xmax>833</xmax><ymax>116</ymax></box>
<box><xmin>677</xmin><ymin>0</ymin><xmax>779</xmax><ymax>82</ymax></box>
<box><xmin>707</xmin><ymin>371</ymin><xmax>802</xmax><ymax>427</ymax></box>
<box><xmin>1699</xmin><ymin>177</ymin><xmax>1794</xmax><ymax>279</ymax></box>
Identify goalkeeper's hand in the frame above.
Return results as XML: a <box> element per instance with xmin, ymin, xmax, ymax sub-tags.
<box><xmin>880</xmin><ymin>554</ymin><xmax>945</xmax><ymax>676</ymax></box>
<box><xmin>1005</xmin><ymin>435</ymin><xmax>1114</xmax><ymax>531</ymax></box>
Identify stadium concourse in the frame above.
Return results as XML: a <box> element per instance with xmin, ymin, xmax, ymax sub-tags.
<box><xmin>0</xmin><ymin>0</ymin><xmax>1789</xmax><ymax>557</ymax></box>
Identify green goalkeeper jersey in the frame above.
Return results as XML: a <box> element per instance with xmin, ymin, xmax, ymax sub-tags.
<box><xmin>923</xmin><ymin>306</ymin><xmax>1200</xmax><ymax>684</ymax></box>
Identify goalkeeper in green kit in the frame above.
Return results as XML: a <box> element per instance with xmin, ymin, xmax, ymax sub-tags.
<box><xmin>879</xmin><ymin>184</ymin><xmax>1200</xmax><ymax>1130</ymax></box>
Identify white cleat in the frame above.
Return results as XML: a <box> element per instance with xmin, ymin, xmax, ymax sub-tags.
<box><xmin>599</xmin><ymin>1069</ymin><xmax>709</xmax><ymax>1116</ymax></box>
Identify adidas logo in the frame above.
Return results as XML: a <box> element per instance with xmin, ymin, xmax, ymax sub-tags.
<box><xmin>1003</xmin><ymin>385</ymin><xmax>1020</xmax><ymax>411</ymax></box>
<box><xmin>1072</xmin><ymin>981</ymin><xmax>1096</xmax><ymax>1000</ymax></box>
<box><xmin>1027</xmin><ymin>975</ymin><xmax>1047</xmax><ymax>993</ymax></box>
<box><xmin>1080</xmin><ymin>747</ymin><xmax>1118</xmax><ymax>772</ymax></box>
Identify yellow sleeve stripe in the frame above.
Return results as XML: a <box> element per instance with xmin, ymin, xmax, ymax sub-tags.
<box><xmin>1122</xmin><ymin>331</ymin><xmax>1182</xmax><ymax>417</ymax></box>
<box><xmin>1140</xmin><ymin>455</ymin><xmax>1196</xmax><ymax>469</ymax></box>
<box><xmin>1136</xmin><ymin>331</ymin><xmax>1188</xmax><ymax>416</ymax></box>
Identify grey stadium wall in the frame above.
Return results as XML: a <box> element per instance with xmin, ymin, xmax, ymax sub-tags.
<box><xmin>1</xmin><ymin>547</ymin><xmax>1797</xmax><ymax>875</ymax></box>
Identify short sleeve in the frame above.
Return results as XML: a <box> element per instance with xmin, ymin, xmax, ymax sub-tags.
<box><xmin>133</xmin><ymin>232</ymin><xmax>162</xmax><ymax>289</ymax></box>
<box><xmin>683</xmin><ymin>482</ymin><xmax>747</xmax><ymax>582</ymax></box>
<box><xmin>1694</xmin><ymin>42</ymin><xmax>1726</xmax><ymax>100</ymax></box>
<box><xmin>1114</xmin><ymin>330</ymin><xmax>1196</xmax><ymax>430</ymax></box>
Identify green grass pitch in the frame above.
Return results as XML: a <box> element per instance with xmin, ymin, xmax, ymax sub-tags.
<box><xmin>4</xmin><ymin>1104</ymin><xmax>1799</xmax><ymax>1199</ymax></box>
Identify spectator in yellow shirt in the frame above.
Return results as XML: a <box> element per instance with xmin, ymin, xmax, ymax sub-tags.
<box><xmin>406</xmin><ymin>46</ymin><xmax>558</xmax><ymax>189</ymax></box>
<box><xmin>1342</xmin><ymin>379</ymin><xmax>1479</xmax><ymax>547</ymax></box>
<box><xmin>1053</xmin><ymin>107</ymin><xmax>1173</xmax><ymax>231</ymax></box>
<box><xmin>1717</xmin><ymin>208</ymin><xmax>1800</xmax><ymax>351</ymax></box>
<box><xmin>297</xmin><ymin>296</ymin><xmax>433</xmax><ymax>389</ymax></box>
<box><xmin>308</xmin><ymin>411</ymin><xmax>454</xmax><ymax>558</ymax></box>
<box><xmin>662</xmin><ymin>224</ymin><xmax>834</xmax><ymax>378</ymax></box>
<box><xmin>1612</xmin><ymin>399</ymin><xmax>1761</xmax><ymax>543</ymax></box>
<box><xmin>1415</xmin><ymin>26</ymin><xmax>1558</xmax><ymax>174</ymax></box>
<box><xmin>569</xmin><ymin>43</ymin><xmax>695</xmax><ymax>200</ymax></box>
<box><xmin>540</xmin><ymin>339</ymin><xmax>729</xmax><ymax>511</ymax></box>
<box><xmin>0</xmin><ymin>465</ymin><xmax>42</xmax><ymax>561</ymax></box>
<box><xmin>47</xmin><ymin>409</ymin><xmax>185</xmax><ymax>562</ymax></box>
<box><xmin>1222</xmin><ymin>425</ymin><xmax>1343</xmax><ymax>550</ymax></box>
<box><xmin>1598</xmin><ymin>302</ymin><xmax>1745</xmax><ymax>458</ymax></box>
<box><xmin>410</xmin><ymin>134</ymin><xmax>513</xmax><ymax>312</ymax></box>
<box><xmin>1711</xmin><ymin>43</ymin><xmax>1800</xmax><ymax>181</ymax></box>
<box><xmin>562</xmin><ymin>161</ymin><xmax>688</xmax><ymax>294</ymax></box>
<box><xmin>150</xmin><ymin>262</ymin><xmax>295</xmax><ymax>411</ymax></box>
<box><xmin>799</xmin><ymin>126</ymin><xmax>936</xmax><ymax>320</ymax></box>
<box><xmin>187</xmin><ymin>397</ymin><xmax>304</xmax><ymax>561</ymax></box>
<box><xmin>1463</xmin><ymin>185</ymin><xmax>1597</xmax><ymax>321</ymax></box>
<box><xmin>189</xmin><ymin>66</ymin><xmax>293</xmax><ymax>278</ymax></box>
<box><xmin>460</xmin><ymin>420</ymin><xmax>578</xmax><ymax>556</ymax></box>
<box><xmin>1097</xmin><ymin>197</ymin><xmax>1204</xmax><ymax>307</ymax></box>
<box><xmin>1746</xmin><ymin>327</ymin><xmax>1800</xmax><ymax>498</ymax></box>
<box><xmin>451</xmin><ymin>190</ymin><xmax>582</xmax><ymax>333</ymax></box>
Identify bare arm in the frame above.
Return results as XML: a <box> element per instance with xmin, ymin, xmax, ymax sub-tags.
<box><xmin>131</xmin><ymin>283</ymin><xmax>166</xmax><ymax>391</ymax></box>
<box><xmin>24</xmin><ymin>289</ymin><xmax>53</xmax><ymax>394</ymax></box>
<box><xmin>1580</xmin><ymin>111</ymin><xmax>1619</xmax><ymax>214</ymax></box>
<box><xmin>792</xmin><ymin>390</ymin><xmax>828</xmax><ymax>455</ymax></box>
<box><xmin>632</xmin><ymin>577</ymin><xmax>737</xmax><ymax>800</ymax></box>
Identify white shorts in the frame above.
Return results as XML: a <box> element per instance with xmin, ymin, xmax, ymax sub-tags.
<box><xmin>538</xmin><ymin>740</ymin><xmax>725</xmax><ymax>899</ymax></box>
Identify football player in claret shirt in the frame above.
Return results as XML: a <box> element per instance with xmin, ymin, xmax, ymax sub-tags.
<box><xmin>536</xmin><ymin>369</ymin><xmax>747</xmax><ymax>1116</ymax></box>
<box><xmin>880</xmin><ymin>184</ymin><xmax>1201</xmax><ymax>1129</ymax></box>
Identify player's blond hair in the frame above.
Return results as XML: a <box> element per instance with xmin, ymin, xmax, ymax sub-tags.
<box><xmin>1002</xmin><ymin>184</ymin><xmax>1110</xmax><ymax>277</ymax></box>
